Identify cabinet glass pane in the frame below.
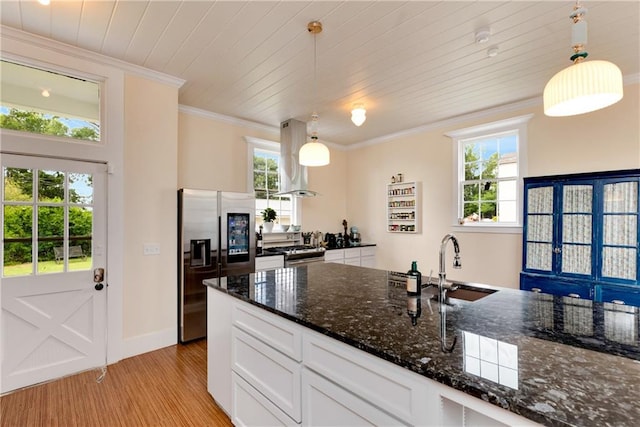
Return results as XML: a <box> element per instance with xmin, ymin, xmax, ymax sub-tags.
<box><xmin>603</xmin><ymin>215</ymin><xmax>637</xmax><ymax>246</ymax></box>
<box><xmin>562</xmin><ymin>214</ymin><xmax>592</xmax><ymax>244</ymax></box>
<box><xmin>604</xmin><ymin>182</ymin><xmax>637</xmax><ymax>213</ymax></box>
<box><xmin>526</xmin><ymin>243</ymin><xmax>552</xmax><ymax>270</ymax></box>
<box><xmin>602</xmin><ymin>247</ymin><xmax>637</xmax><ymax>280</ymax></box>
<box><xmin>563</xmin><ymin>185</ymin><xmax>592</xmax><ymax>213</ymax></box>
<box><xmin>527</xmin><ymin>215</ymin><xmax>553</xmax><ymax>242</ymax></box>
<box><xmin>562</xmin><ymin>244</ymin><xmax>591</xmax><ymax>275</ymax></box>
<box><xmin>527</xmin><ymin>186</ymin><xmax>553</xmax><ymax>214</ymax></box>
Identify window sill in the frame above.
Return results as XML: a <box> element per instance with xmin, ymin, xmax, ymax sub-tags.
<box><xmin>451</xmin><ymin>224</ymin><xmax>522</xmax><ymax>234</ymax></box>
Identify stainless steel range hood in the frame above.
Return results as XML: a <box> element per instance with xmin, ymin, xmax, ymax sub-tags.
<box><xmin>277</xmin><ymin>118</ymin><xmax>319</xmax><ymax>197</ymax></box>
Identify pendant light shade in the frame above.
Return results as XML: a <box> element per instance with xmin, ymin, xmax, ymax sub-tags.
<box><xmin>351</xmin><ymin>104</ymin><xmax>366</xmax><ymax>126</ymax></box>
<box><xmin>299</xmin><ymin>139</ymin><xmax>331</xmax><ymax>166</ymax></box>
<box><xmin>544</xmin><ymin>60</ymin><xmax>623</xmax><ymax>117</ymax></box>
<box><xmin>299</xmin><ymin>21</ymin><xmax>330</xmax><ymax>167</ymax></box>
<box><xmin>543</xmin><ymin>2</ymin><xmax>624</xmax><ymax>117</ymax></box>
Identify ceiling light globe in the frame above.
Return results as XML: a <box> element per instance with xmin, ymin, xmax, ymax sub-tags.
<box><xmin>351</xmin><ymin>107</ymin><xmax>366</xmax><ymax>126</ymax></box>
<box><xmin>544</xmin><ymin>60</ymin><xmax>623</xmax><ymax>117</ymax></box>
<box><xmin>299</xmin><ymin>140</ymin><xmax>330</xmax><ymax>167</ymax></box>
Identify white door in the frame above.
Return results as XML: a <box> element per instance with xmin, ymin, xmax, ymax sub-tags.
<box><xmin>1</xmin><ymin>154</ymin><xmax>107</xmax><ymax>393</ymax></box>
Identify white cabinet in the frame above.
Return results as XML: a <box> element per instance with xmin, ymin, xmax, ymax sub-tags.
<box><xmin>387</xmin><ymin>181</ymin><xmax>421</xmax><ymax>233</ymax></box>
<box><xmin>324</xmin><ymin>246</ymin><xmax>376</xmax><ymax>268</ymax></box>
<box><xmin>208</xmin><ymin>290</ymin><xmax>538</xmax><ymax>427</ymax></box>
<box><xmin>344</xmin><ymin>248</ymin><xmax>361</xmax><ymax>266</ymax></box>
<box><xmin>323</xmin><ymin>249</ymin><xmax>345</xmax><ymax>264</ymax></box>
<box><xmin>255</xmin><ymin>255</ymin><xmax>284</xmax><ymax>271</ymax></box>
<box><xmin>230</xmin><ymin>300</ymin><xmax>302</xmax><ymax>425</ymax></box>
<box><xmin>302</xmin><ymin>368</ymin><xmax>403</xmax><ymax>426</ymax></box>
<box><xmin>232</xmin><ymin>372</ymin><xmax>298</xmax><ymax>427</ymax></box>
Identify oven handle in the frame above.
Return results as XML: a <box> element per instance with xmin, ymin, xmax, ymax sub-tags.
<box><xmin>286</xmin><ymin>256</ymin><xmax>325</xmax><ymax>267</ymax></box>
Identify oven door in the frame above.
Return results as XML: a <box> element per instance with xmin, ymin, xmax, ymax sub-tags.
<box><xmin>285</xmin><ymin>255</ymin><xmax>325</xmax><ymax>267</ymax></box>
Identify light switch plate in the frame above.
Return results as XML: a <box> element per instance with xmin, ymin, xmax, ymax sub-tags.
<box><xmin>143</xmin><ymin>243</ymin><xmax>160</xmax><ymax>255</ymax></box>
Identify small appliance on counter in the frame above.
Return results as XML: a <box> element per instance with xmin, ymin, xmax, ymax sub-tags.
<box><xmin>350</xmin><ymin>226</ymin><xmax>361</xmax><ymax>246</ymax></box>
<box><xmin>324</xmin><ymin>232</ymin><xmax>337</xmax><ymax>249</ymax></box>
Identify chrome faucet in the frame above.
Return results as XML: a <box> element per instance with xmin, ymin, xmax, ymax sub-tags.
<box><xmin>438</xmin><ymin>233</ymin><xmax>461</xmax><ymax>352</ymax></box>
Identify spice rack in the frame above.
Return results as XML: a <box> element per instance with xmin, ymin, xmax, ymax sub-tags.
<box><xmin>387</xmin><ymin>181</ymin><xmax>420</xmax><ymax>233</ymax></box>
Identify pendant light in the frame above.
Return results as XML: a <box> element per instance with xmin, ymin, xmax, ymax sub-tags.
<box><xmin>543</xmin><ymin>1</ymin><xmax>623</xmax><ymax>117</ymax></box>
<box><xmin>299</xmin><ymin>21</ymin><xmax>330</xmax><ymax>167</ymax></box>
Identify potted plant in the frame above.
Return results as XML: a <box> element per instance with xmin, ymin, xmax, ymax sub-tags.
<box><xmin>261</xmin><ymin>207</ymin><xmax>277</xmax><ymax>232</ymax></box>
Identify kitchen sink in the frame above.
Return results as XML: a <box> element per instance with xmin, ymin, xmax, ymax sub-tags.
<box><xmin>427</xmin><ymin>282</ymin><xmax>498</xmax><ymax>303</ymax></box>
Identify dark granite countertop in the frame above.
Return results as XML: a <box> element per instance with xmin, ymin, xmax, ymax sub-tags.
<box><xmin>325</xmin><ymin>242</ymin><xmax>377</xmax><ymax>250</ymax></box>
<box><xmin>204</xmin><ymin>263</ymin><xmax>640</xmax><ymax>426</ymax></box>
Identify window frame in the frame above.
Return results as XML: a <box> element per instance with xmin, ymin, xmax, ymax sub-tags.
<box><xmin>245</xmin><ymin>136</ymin><xmax>301</xmax><ymax>226</ymax></box>
<box><xmin>445</xmin><ymin>114</ymin><xmax>533</xmax><ymax>234</ymax></box>
<box><xmin>0</xmin><ymin>58</ymin><xmax>104</xmax><ymax>145</ymax></box>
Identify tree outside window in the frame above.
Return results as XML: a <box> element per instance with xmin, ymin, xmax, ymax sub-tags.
<box><xmin>253</xmin><ymin>149</ymin><xmax>292</xmax><ymax>227</ymax></box>
<box><xmin>461</xmin><ymin>133</ymin><xmax>518</xmax><ymax>224</ymax></box>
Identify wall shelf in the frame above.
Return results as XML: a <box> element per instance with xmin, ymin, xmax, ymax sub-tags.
<box><xmin>387</xmin><ymin>181</ymin><xmax>421</xmax><ymax>233</ymax></box>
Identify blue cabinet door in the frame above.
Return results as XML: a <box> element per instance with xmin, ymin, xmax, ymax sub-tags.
<box><xmin>595</xmin><ymin>284</ymin><xmax>640</xmax><ymax>308</ymax></box>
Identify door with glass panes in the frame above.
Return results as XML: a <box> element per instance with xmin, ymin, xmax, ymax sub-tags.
<box><xmin>1</xmin><ymin>154</ymin><xmax>107</xmax><ymax>393</ymax></box>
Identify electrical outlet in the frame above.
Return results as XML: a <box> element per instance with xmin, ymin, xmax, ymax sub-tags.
<box><xmin>143</xmin><ymin>243</ymin><xmax>161</xmax><ymax>255</ymax></box>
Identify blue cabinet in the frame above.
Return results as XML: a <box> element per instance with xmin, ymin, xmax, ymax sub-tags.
<box><xmin>521</xmin><ymin>170</ymin><xmax>640</xmax><ymax>306</ymax></box>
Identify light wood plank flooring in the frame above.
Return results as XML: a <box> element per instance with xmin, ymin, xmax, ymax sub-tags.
<box><xmin>0</xmin><ymin>340</ymin><xmax>233</xmax><ymax>426</ymax></box>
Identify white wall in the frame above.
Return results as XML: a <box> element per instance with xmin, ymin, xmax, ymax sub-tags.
<box><xmin>121</xmin><ymin>75</ymin><xmax>180</xmax><ymax>354</ymax></box>
<box><xmin>345</xmin><ymin>84</ymin><xmax>640</xmax><ymax>288</ymax></box>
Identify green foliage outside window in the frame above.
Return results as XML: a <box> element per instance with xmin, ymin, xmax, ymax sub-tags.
<box><xmin>0</xmin><ymin>108</ymin><xmax>99</xmax><ymax>141</ymax></box>
<box><xmin>3</xmin><ymin>169</ymin><xmax>93</xmax><ymax>266</ymax></box>
<box><xmin>462</xmin><ymin>143</ymin><xmax>499</xmax><ymax>221</ymax></box>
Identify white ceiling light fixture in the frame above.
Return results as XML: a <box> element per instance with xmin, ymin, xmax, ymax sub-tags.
<box><xmin>351</xmin><ymin>103</ymin><xmax>366</xmax><ymax>126</ymax></box>
<box><xmin>543</xmin><ymin>1</ymin><xmax>623</xmax><ymax>117</ymax></box>
<box><xmin>299</xmin><ymin>20</ymin><xmax>330</xmax><ymax>167</ymax></box>
<box><xmin>487</xmin><ymin>46</ymin><xmax>499</xmax><ymax>58</ymax></box>
<box><xmin>38</xmin><ymin>0</ymin><xmax>50</xmax><ymax>5</ymax></box>
<box><xmin>41</xmin><ymin>89</ymin><xmax>50</xmax><ymax>97</ymax></box>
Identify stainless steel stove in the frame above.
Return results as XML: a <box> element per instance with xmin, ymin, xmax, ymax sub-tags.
<box><xmin>263</xmin><ymin>245</ymin><xmax>325</xmax><ymax>267</ymax></box>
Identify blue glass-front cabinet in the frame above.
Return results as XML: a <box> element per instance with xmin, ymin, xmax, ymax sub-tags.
<box><xmin>520</xmin><ymin>170</ymin><xmax>640</xmax><ymax>307</ymax></box>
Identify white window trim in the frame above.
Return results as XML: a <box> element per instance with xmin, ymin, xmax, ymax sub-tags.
<box><xmin>244</xmin><ymin>136</ymin><xmax>301</xmax><ymax>225</ymax></box>
<box><xmin>445</xmin><ymin>114</ymin><xmax>533</xmax><ymax>234</ymax></box>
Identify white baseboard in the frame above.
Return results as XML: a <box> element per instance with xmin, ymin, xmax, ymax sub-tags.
<box><xmin>122</xmin><ymin>327</ymin><xmax>177</xmax><ymax>359</ymax></box>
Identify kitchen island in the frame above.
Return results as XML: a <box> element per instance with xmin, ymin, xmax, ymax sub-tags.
<box><xmin>204</xmin><ymin>263</ymin><xmax>640</xmax><ymax>426</ymax></box>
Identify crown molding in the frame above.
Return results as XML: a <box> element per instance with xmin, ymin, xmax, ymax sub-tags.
<box><xmin>178</xmin><ymin>104</ymin><xmax>346</xmax><ymax>151</ymax></box>
<box><xmin>178</xmin><ymin>104</ymin><xmax>277</xmax><ymax>134</ymax></box>
<box><xmin>0</xmin><ymin>25</ymin><xmax>185</xmax><ymax>88</ymax></box>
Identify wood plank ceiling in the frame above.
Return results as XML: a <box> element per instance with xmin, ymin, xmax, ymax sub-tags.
<box><xmin>1</xmin><ymin>1</ymin><xmax>639</xmax><ymax>146</ymax></box>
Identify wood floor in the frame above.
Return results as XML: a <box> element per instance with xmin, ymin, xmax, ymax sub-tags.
<box><xmin>0</xmin><ymin>340</ymin><xmax>233</xmax><ymax>427</ymax></box>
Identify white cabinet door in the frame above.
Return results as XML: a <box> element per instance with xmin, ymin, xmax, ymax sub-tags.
<box><xmin>232</xmin><ymin>326</ymin><xmax>302</xmax><ymax>422</ymax></box>
<box><xmin>207</xmin><ymin>288</ymin><xmax>233</xmax><ymax>415</ymax></box>
<box><xmin>324</xmin><ymin>249</ymin><xmax>345</xmax><ymax>264</ymax></box>
<box><xmin>232</xmin><ymin>372</ymin><xmax>299</xmax><ymax>427</ymax></box>
<box><xmin>302</xmin><ymin>368</ymin><xmax>403</xmax><ymax>426</ymax></box>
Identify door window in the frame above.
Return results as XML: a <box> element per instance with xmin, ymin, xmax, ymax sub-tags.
<box><xmin>3</xmin><ymin>166</ymin><xmax>94</xmax><ymax>276</ymax></box>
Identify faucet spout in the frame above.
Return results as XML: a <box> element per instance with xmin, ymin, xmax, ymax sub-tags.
<box><xmin>438</xmin><ymin>233</ymin><xmax>461</xmax><ymax>352</ymax></box>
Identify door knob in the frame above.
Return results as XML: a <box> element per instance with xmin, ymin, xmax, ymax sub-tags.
<box><xmin>95</xmin><ymin>283</ymin><xmax>104</xmax><ymax>291</ymax></box>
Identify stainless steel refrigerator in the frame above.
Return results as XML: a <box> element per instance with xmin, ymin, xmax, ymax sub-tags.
<box><xmin>177</xmin><ymin>189</ymin><xmax>255</xmax><ymax>343</ymax></box>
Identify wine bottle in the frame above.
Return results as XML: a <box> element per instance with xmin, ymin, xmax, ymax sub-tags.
<box><xmin>407</xmin><ymin>295</ymin><xmax>422</xmax><ymax>326</ymax></box>
<box><xmin>406</xmin><ymin>261</ymin><xmax>422</xmax><ymax>296</ymax></box>
<box><xmin>256</xmin><ymin>226</ymin><xmax>263</xmax><ymax>255</ymax></box>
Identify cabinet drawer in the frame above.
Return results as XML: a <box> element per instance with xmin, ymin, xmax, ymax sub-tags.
<box><xmin>232</xmin><ymin>327</ymin><xmax>301</xmax><ymax>422</ymax></box>
<box><xmin>596</xmin><ymin>285</ymin><xmax>640</xmax><ymax>307</ymax></box>
<box><xmin>233</xmin><ymin>301</ymin><xmax>302</xmax><ymax>361</ymax></box>
<box><xmin>324</xmin><ymin>249</ymin><xmax>344</xmax><ymax>262</ymax></box>
<box><xmin>360</xmin><ymin>246</ymin><xmax>376</xmax><ymax>257</ymax></box>
<box><xmin>232</xmin><ymin>372</ymin><xmax>299</xmax><ymax>427</ymax></box>
<box><xmin>521</xmin><ymin>275</ymin><xmax>592</xmax><ymax>299</ymax></box>
<box><xmin>344</xmin><ymin>247</ymin><xmax>360</xmax><ymax>258</ymax></box>
<box><xmin>302</xmin><ymin>368</ymin><xmax>403</xmax><ymax>426</ymax></box>
<box><xmin>303</xmin><ymin>332</ymin><xmax>436</xmax><ymax>425</ymax></box>
<box><xmin>256</xmin><ymin>255</ymin><xmax>284</xmax><ymax>272</ymax></box>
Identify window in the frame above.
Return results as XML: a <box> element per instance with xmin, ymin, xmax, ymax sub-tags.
<box><xmin>446</xmin><ymin>114</ymin><xmax>533</xmax><ymax>231</ymax></box>
<box><xmin>247</xmin><ymin>137</ymin><xmax>297</xmax><ymax>228</ymax></box>
<box><xmin>0</xmin><ymin>60</ymin><xmax>101</xmax><ymax>142</ymax></box>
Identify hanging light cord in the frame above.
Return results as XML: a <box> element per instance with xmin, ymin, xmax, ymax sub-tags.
<box><xmin>569</xmin><ymin>1</ymin><xmax>588</xmax><ymax>63</ymax></box>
